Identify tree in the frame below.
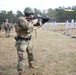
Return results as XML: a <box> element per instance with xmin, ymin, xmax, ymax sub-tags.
<box><xmin>34</xmin><ymin>8</ymin><xmax>42</xmax><ymax>16</ymax></box>
<box><xmin>7</xmin><ymin>11</ymin><xmax>15</xmax><ymax>23</ymax></box>
<box><xmin>0</xmin><ymin>10</ymin><xmax>7</xmax><ymax>24</ymax></box>
<box><xmin>16</xmin><ymin>10</ymin><xmax>23</xmax><ymax>18</ymax></box>
<box><xmin>47</xmin><ymin>8</ymin><xmax>57</xmax><ymax>20</ymax></box>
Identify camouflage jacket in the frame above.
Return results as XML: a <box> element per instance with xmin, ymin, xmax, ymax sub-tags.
<box><xmin>15</xmin><ymin>16</ymin><xmax>34</xmax><ymax>38</ymax></box>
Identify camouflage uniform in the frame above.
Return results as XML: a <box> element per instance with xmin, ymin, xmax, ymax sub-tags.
<box><xmin>15</xmin><ymin>17</ymin><xmax>34</xmax><ymax>73</ymax></box>
<box><xmin>4</xmin><ymin>19</ymin><xmax>11</xmax><ymax>37</ymax></box>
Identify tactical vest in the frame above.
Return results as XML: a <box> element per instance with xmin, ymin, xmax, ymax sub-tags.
<box><xmin>4</xmin><ymin>22</ymin><xmax>10</xmax><ymax>30</ymax></box>
<box><xmin>15</xmin><ymin>17</ymin><xmax>33</xmax><ymax>37</ymax></box>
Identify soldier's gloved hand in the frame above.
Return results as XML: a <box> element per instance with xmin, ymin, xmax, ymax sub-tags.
<box><xmin>32</xmin><ymin>19</ymin><xmax>38</xmax><ymax>25</ymax></box>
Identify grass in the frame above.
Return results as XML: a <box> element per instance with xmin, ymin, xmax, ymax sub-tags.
<box><xmin>0</xmin><ymin>24</ymin><xmax>76</xmax><ymax>75</ymax></box>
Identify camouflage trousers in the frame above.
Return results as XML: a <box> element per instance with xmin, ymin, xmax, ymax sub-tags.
<box><xmin>15</xmin><ymin>40</ymin><xmax>34</xmax><ymax>73</ymax></box>
<box><xmin>5</xmin><ymin>29</ymin><xmax>10</xmax><ymax>37</ymax></box>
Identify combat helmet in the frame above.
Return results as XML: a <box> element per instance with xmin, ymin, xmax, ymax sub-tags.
<box><xmin>24</xmin><ymin>7</ymin><xmax>35</xmax><ymax>16</ymax></box>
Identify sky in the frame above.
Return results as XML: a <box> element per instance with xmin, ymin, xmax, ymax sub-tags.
<box><xmin>0</xmin><ymin>0</ymin><xmax>76</xmax><ymax>13</ymax></box>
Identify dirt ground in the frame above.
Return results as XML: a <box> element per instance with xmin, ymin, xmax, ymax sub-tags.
<box><xmin>0</xmin><ymin>25</ymin><xmax>76</xmax><ymax>75</ymax></box>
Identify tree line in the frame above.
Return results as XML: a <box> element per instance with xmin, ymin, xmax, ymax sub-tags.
<box><xmin>0</xmin><ymin>6</ymin><xmax>76</xmax><ymax>25</ymax></box>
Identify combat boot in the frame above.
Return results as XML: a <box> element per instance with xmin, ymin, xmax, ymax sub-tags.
<box><xmin>29</xmin><ymin>61</ymin><xmax>38</xmax><ymax>68</ymax></box>
<box><xmin>19</xmin><ymin>73</ymin><xmax>23</xmax><ymax>75</ymax></box>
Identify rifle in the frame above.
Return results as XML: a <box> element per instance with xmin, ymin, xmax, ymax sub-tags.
<box><xmin>26</xmin><ymin>16</ymin><xmax>50</xmax><ymax>38</ymax></box>
<box><xmin>26</xmin><ymin>16</ymin><xmax>50</xmax><ymax>26</ymax></box>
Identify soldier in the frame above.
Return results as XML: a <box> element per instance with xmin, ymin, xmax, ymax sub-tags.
<box><xmin>15</xmin><ymin>7</ymin><xmax>38</xmax><ymax>75</ymax></box>
<box><xmin>1</xmin><ymin>22</ymin><xmax>5</xmax><ymax>31</ymax></box>
<box><xmin>4</xmin><ymin>19</ymin><xmax>11</xmax><ymax>38</ymax></box>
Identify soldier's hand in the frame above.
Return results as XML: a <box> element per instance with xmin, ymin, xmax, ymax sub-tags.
<box><xmin>32</xmin><ymin>19</ymin><xmax>38</xmax><ymax>25</ymax></box>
